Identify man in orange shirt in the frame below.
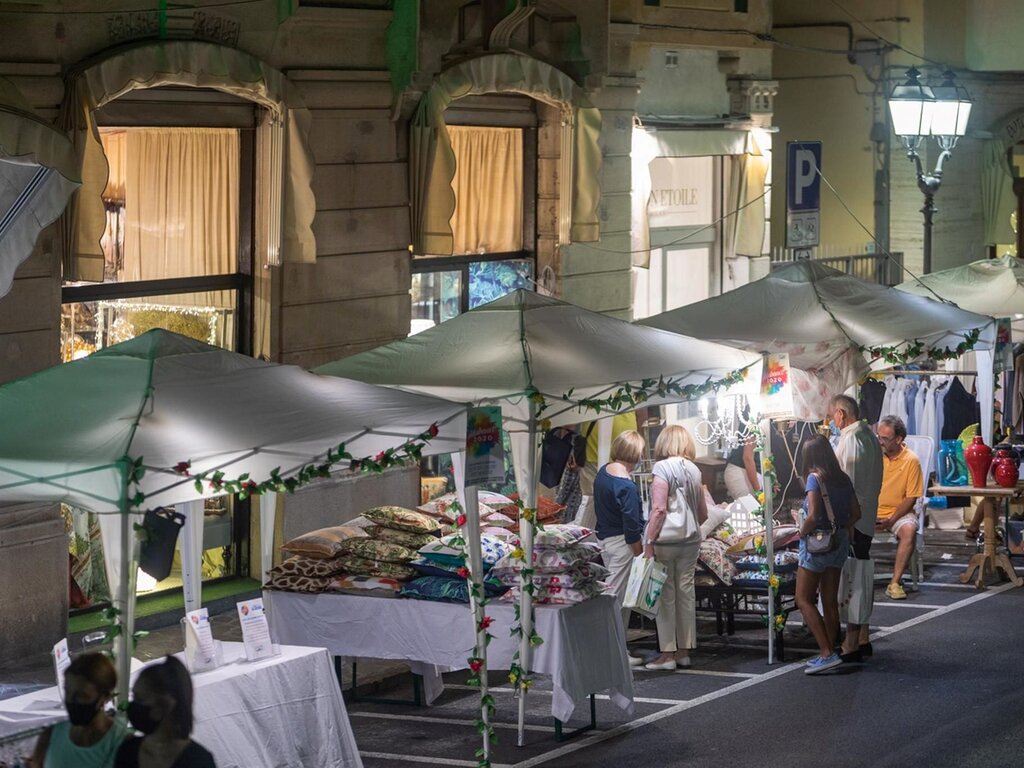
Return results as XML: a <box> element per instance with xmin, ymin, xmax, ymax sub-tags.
<box><xmin>875</xmin><ymin>415</ymin><xmax>924</xmax><ymax>600</ymax></box>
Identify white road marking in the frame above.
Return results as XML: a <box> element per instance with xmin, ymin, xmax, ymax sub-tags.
<box><xmin>670</xmin><ymin>669</ymin><xmax>759</xmax><ymax>679</ymax></box>
<box><xmin>361</xmin><ymin>751</ymin><xmax>510</xmax><ymax>767</ymax></box>
<box><xmin>509</xmin><ymin>582</ymin><xmax>1018</xmax><ymax>768</ymax></box>
<box><xmin>350</xmin><ymin>710</ymin><xmax>553</xmax><ymax>732</ymax></box>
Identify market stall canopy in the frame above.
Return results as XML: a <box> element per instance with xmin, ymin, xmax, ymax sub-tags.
<box><xmin>0</xmin><ymin>329</ymin><xmax>466</xmax><ymax>512</ymax></box>
<box><xmin>896</xmin><ymin>255</ymin><xmax>1024</xmax><ymax>338</ymax></box>
<box><xmin>0</xmin><ymin>77</ymin><xmax>79</xmax><ymax>299</ymax></box>
<box><xmin>637</xmin><ymin>261</ymin><xmax>996</xmax><ymax>420</ymax></box>
<box><xmin>314</xmin><ymin>289</ymin><xmax>760</xmax><ymax>430</ymax></box>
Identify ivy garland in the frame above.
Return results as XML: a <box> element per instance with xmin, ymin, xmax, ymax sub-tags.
<box><xmin>750</xmin><ymin>427</ymin><xmax>787</xmax><ymax>632</ymax></box>
<box><xmin>860</xmin><ymin>328</ymin><xmax>981</xmax><ymax>366</ymax></box>
<box><xmin>448</xmin><ymin>502</ymin><xmax>498</xmax><ymax>768</ymax></box>
<box><xmin>507</xmin><ymin>501</ymin><xmax>545</xmax><ymax>697</ymax></box>
<box><xmin>104</xmin><ymin>425</ymin><xmax>444</xmax><ymax>668</ymax></box>
<box><xmin>174</xmin><ymin>423</ymin><xmax>441</xmax><ymax>499</ymax></box>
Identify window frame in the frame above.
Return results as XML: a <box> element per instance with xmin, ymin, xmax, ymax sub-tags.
<box><xmin>60</xmin><ymin>87</ymin><xmax>258</xmax><ymax>588</ymax></box>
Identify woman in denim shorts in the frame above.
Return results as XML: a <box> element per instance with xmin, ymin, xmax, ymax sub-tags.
<box><xmin>796</xmin><ymin>435</ymin><xmax>861</xmax><ymax>675</ymax></box>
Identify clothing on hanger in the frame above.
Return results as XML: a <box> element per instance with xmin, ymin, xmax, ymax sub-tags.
<box><xmin>859</xmin><ymin>377</ymin><xmax>885</xmax><ymax>426</ymax></box>
<box><xmin>942</xmin><ymin>377</ymin><xmax>980</xmax><ymax>441</ymax></box>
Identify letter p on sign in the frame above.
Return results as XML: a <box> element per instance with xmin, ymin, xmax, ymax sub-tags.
<box><xmin>786</xmin><ymin>141</ymin><xmax>821</xmax><ymax>212</ymax></box>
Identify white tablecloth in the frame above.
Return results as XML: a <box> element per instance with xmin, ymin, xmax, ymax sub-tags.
<box><xmin>0</xmin><ymin>644</ymin><xmax>362</xmax><ymax>768</ymax></box>
<box><xmin>263</xmin><ymin>591</ymin><xmax>635</xmax><ymax>723</ymax></box>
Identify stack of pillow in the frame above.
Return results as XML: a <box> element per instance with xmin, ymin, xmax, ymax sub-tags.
<box><xmin>417</xmin><ymin>491</ymin><xmax>518</xmax><ymax>537</ymax></box>
<box><xmin>490</xmin><ymin>524</ymin><xmax>609</xmax><ymax>605</ymax></box>
<box><xmin>400</xmin><ymin>533</ymin><xmax>513</xmax><ymax>603</ymax></box>
<box><xmin>264</xmin><ymin>506</ymin><xmax>440</xmax><ymax>597</ymax></box>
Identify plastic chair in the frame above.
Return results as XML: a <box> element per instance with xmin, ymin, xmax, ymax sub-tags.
<box><xmin>875</xmin><ymin>434</ymin><xmax>932</xmax><ymax>589</ymax></box>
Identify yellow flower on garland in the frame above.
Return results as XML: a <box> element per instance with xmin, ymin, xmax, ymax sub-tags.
<box><xmin>521</xmin><ymin>678</ymin><xmax>533</xmax><ymax>690</ymax></box>
<box><xmin>768</xmin><ymin>574</ymin><xmax>780</xmax><ymax>589</ymax></box>
<box><xmin>775</xmin><ymin>614</ymin><xmax>786</xmax><ymax>629</ymax></box>
<box><xmin>521</xmin><ymin>507</ymin><xmax>536</xmax><ymax>523</ymax></box>
<box><xmin>755</xmin><ymin>491</ymin><xmax>765</xmax><ymax>506</ymax></box>
<box><xmin>511</xmin><ymin>547</ymin><xmax>525</xmax><ymax>561</ymax></box>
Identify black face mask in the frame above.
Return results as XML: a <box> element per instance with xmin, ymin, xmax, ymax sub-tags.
<box><xmin>127</xmin><ymin>701</ymin><xmax>160</xmax><ymax>735</ymax></box>
<box><xmin>65</xmin><ymin>699</ymin><xmax>100</xmax><ymax>727</ymax></box>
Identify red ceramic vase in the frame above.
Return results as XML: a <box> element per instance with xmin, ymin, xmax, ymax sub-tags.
<box><xmin>964</xmin><ymin>435</ymin><xmax>994</xmax><ymax>488</ymax></box>
<box><xmin>993</xmin><ymin>449</ymin><xmax>1020</xmax><ymax>488</ymax></box>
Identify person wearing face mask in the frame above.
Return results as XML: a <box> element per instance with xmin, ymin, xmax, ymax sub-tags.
<box><xmin>31</xmin><ymin>652</ymin><xmax>127</xmax><ymax>768</ymax></box>
<box><xmin>115</xmin><ymin>656</ymin><xmax>216</xmax><ymax>768</ymax></box>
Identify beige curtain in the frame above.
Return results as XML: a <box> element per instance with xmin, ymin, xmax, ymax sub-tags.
<box><xmin>59</xmin><ymin>40</ymin><xmax>316</xmax><ymax>282</ymax></box>
<box><xmin>119</xmin><ymin>128</ymin><xmax>238</xmax><ymax>283</ymax></box>
<box><xmin>725</xmin><ymin>151</ymin><xmax>769</xmax><ymax>258</ymax></box>
<box><xmin>99</xmin><ymin>130</ymin><xmax>126</xmax><ymax>201</ymax></box>
<box><xmin>449</xmin><ymin>126</ymin><xmax>522</xmax><ymax>255</ymax></box>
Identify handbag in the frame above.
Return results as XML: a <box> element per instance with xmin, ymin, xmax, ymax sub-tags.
<box><xmin>623</xmin><ymin>555</ymin><xmax>669</xmax><ymax>619</ymax></box>
<box><xmin>654</xmin><ymin>458</ymin><xmax>700</xmax><ymax>544</ymax></box>
<box><xmin>804</xmin><ymin>473</ymin><xmax>838</xmax><ymax>554</ymax></box>
<box><xmin>839</xmin><ymin>555</ymin><xmax>874</xmax><ymax>625</ymax></box>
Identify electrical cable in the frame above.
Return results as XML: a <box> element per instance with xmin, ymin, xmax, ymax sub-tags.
<box><xmin>827</xmin><ymin>0</ymin><xmax>950</xmax><ymax>70</ymax></box>
<box><xmin>0</xmin><ymin>0</ymin><xmax>267</xmax><ymax>14</ymax></box>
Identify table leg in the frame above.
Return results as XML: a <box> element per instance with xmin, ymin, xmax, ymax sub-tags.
<box><xmin>553</xmin><ymin>694</ymin><xmax>597</xmax><ymax>742</ymax></box>
<box><xmin>960</xmin><ymin>499</ymin><xmax>995</xmax><ymax>589</ymax></box>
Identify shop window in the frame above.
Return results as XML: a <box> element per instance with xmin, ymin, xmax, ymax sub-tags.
<box><xmin>412</xmin><ymin>123</ymin><xmax>536</xmax><ymax>331</ymax></box>
<box><xmin>61</xmin><ymin>93</ymin><xmax>254</xmax><ymax>605</ymax></box>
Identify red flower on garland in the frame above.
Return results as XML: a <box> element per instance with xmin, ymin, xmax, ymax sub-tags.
<box><xmin>242</xmin><ymin>480</ymin><xmax>258</xmax><ymax>492</ymax></box>
<box><xmin>428</xmin><ymin>423</ymin><xmax>439</xmax><ymax>438</ymax></box>
<box><xmin>173</xmin><ymin>461</ymin><xmax>191</xmax><ymax>475</ymax></box>
<box><xmin>456</xmin><ymin>514</ymin><xmax>467</xmax><ymax>527</ymax></box>
<box><xmin>469</xmin><ymin>659</ymin><xmax>483</xmax><ymax>673</ymax></box>
<box><xmin>208</xmin><ymin>479</ymin><xmax>222</xmax><ymax>490</ymax></box>
<box><xmin>374</xmin><ymin>451</ymin><xmax>387</xmax><ymax>463</ymax></box>
<box><xmin>457</xmin><ymin>567</ymin><xmax>470</xmax><ymax>579</ymax></box>
<box><xmin>479</xmin><ymin>616</ymin><xmax>493</xmax><ymax>631</ymax></box>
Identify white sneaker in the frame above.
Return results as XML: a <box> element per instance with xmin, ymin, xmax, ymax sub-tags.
<box><xmin>627</xmin><ymin>654</ymin><xmax>645</xmax><ymax>667</ymax></box>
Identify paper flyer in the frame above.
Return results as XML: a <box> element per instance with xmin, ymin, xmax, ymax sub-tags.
<box><xmin>465</xmin><ymin>406</ymin><xmax>505</xmax><ymax>486</ymax></box>
<box><xmin>52</xmin><ymin>638</ymin><xmax>70</xmax><ymax>702</ymax></box>
<box><xmin>236</xmin><ymin>598</ymin><xmax>274</xmax><ymax>661</ymax></box>
<box><xmin>184</xmin><ymin>608</ymin><xmax>217</xmax><ymax>673</ymax></box>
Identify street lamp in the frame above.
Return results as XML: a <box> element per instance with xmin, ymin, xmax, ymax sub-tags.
<box><xmin>888</xmin><ymin>67</ymin><xmax>973</xmax><ymax>273</ymax></box>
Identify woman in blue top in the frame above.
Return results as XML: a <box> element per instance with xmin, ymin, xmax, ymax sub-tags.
<box><xmin>593</xmin><ymin>429</ymin><xmax>646</xmax><ymax>667</ymax></box>
<box><xmin>797</xmin><ymin>435</ymin><xmax>861</xmax><ymax>675</ymax></box>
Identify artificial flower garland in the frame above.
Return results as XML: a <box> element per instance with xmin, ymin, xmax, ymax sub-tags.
<box><xmin>751</xmin><ymin>426</ymin><xmax>787</xmax><ymax>631</ymax></box>
<box><xmin>860</xmin><ymin>328</ymin><xmax>981</xmax><ymax>366</ymax></box>
<box><xmin>449</xmin><ymin>502</ymin><xmax>497</xmax><ymax>768</ymax></box>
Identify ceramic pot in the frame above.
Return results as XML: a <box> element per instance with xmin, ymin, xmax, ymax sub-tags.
<box><xmin>993</xmin><ymin>449</ymin><xmax>1020</xmax><ymax>488</ymax></box>
<box><xmin>964</xmin><ymin>435</ymin><xmax>994</xmax><ymax>488</ymax></box>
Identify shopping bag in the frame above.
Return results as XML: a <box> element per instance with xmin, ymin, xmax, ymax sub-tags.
<box><xmin>623</xmin><ymin>556</ymin><xmax>669</xmax><ymax>619</ymax></box>
<box><xmin>839</xmin><ymin>556</ymin><xmax>874</xmax><ymax>625</ymax></box>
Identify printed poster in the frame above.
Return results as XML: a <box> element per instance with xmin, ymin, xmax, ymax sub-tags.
<box><xmin>184</xmin><ymin>607</ymin><xmax>217</xmax><ymax>673</ymax></box>
<box><xmin>52</xmin><ymin>638</ymin><xmax>71</xmax><ymax>701</ymax></box>
<box><xmin>759</xmin><ymin>352</ymin><xmax>794</xmax><ymax>419</ymax></box>
<box><xmin>465</xmin><ymin>406</ymin><xmax>505</xmax><ymax>486</ymax></box>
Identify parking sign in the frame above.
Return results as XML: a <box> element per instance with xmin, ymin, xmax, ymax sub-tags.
<box><xmin>786</xmin><ymin>141</ymin><xmax>821</xmax><ymax>249</ymax></box>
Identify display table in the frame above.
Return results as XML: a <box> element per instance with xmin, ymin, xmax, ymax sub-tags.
<box><xmin>0</xmin><ymin>643</ymin><xmax>362</xmax><ymax>768</ymax></box>
<box><xmin>932</xmin><ymin>484</ymin><xmax>1024</xmax><ymax>590</ymax></box>
<box><xmin>263</xmin><ymin>591</ymin><xmax>635</xmax><ymax>724</ymax></box>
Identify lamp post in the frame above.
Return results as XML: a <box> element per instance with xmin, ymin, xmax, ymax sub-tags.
<box><xmin>887</xmin><ymin>67</ymin><xmax>973</xmax><ymax>273</ymax></box>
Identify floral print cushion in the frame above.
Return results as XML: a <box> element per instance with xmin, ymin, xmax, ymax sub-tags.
<box><xmin>417</xmin><ymin>534</ymin><xmax>513</xmax><ymax>567</ymax></box>
<box><xmin>731</xmin><ymin>570</ymin><xmax>797</xmax><ymax>588</ymax></box>
<box><xmin>697</xmin><ymin>538</ymin><xmax>736</xmax><ymax>585</ymax></box>
<box><xmin>707</xmin><ymin>522</ymin><xmax>743</xmax><ymax>548</ymax></box>
<box><xmin>529</xmin><ymin>524</ymin><xmax>595</xmax><ymax>550</ymax></box>
<box><xmin>366</xmin><ymin>525</ymin><xmax>438</xmax><ymax>550</ymax></box>
<box><xmin>490</xmin><ymin>542</ymin><xmax>602</xmax><ymax>576</ymax></box>
<box><xmin>400</xmin><ymin>576</ymin><xmax>473</xmax><ymax>604</ymax></box>
<box><xmin>417</xmin><ymin>492</ymin><xmax>496</xmax><ymax>522</ymax></box>
<box><xmin>282</xmin><ymin>526</ymin><xmax>368</xmax><ymax>559</ymax></box>
<box><xmin>327</xmin><ymin>575</ymin><xmax>402</xmax><ymax>597</ymax></box>
<box><xmin>362</xmin><ymin>506</ymin><xmax>440</xmax><ymax>534</ymax></box>
<box><xmin>332</xmin><ymin>554</ymin><xmax>417</xmax><ymax>581</ymax></box>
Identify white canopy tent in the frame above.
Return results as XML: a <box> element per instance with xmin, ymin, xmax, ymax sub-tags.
<box><xmin>315</xmin><ymin>289</ymin><xmax>759</xmax><ymax>743</ymax></box>
<box><xmin>638</xmin><ymin>260</ymin><xmax>997</xmax><ymax>428</ymax></box>
<box><xmin>0</xmin><ymin>329</ymin><xmax>467</xmax><ymax>702</ymax></box>
<box><xmin>0</xmin><ymin>77</ymin><xmax>79</xmax><ymax>299</ymax></box>
<box><xmin>896</xmin><ymin>255</ymin><xmax>1024</xmax><ymax>338</ymax></box>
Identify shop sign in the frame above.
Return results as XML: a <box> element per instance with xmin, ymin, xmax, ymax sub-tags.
<box><xmin>465</xmin><ymin>406</ymin><xmax>505</xmax><ymax>486</ymax></box>
<box><xmin>647</xmin><ymin>157</ymin><xmax>713</xmax><ymax>228</ymax></box>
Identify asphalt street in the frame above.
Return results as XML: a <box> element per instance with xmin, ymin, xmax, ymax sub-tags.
<box><xmin>353</xmin><ymin>547</ymin><xmax>1024</xmax><ymax>768</ymax></box>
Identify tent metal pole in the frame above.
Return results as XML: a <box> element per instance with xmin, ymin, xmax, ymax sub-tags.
<box><xmin>517</xmin><ymin>402</ymin><xmax>538</xmax><ymax>746</ymax></box>
<box><xmin>463</xmin><ymin>484</ymin><xmax>490</xmax><ymax>763</ymax></box>
<box><xmin>759</xmin><ymin>418</ymin><xmax>776</xmax><ymax>665</ymax></box>
<box><xmin>115</xmin><ymin>460</ymin><xmax>134</xmax><ymax>707</ymax></box>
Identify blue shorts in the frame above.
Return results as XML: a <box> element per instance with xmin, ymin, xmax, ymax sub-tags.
<box><xmin>798</xmin><ymin>528</ymin><xmax>849</xmax><ymax>573</ymax></box>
